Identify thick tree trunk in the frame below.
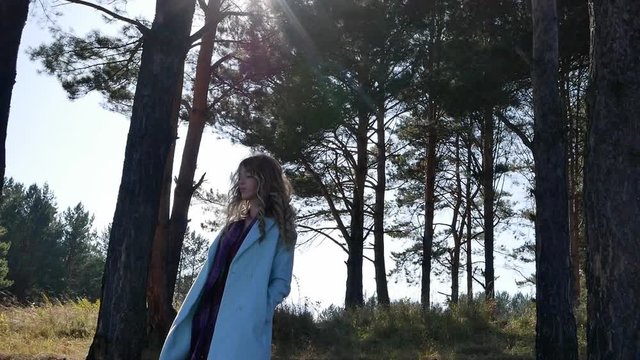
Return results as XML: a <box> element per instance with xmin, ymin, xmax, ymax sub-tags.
<box><xmin>421</xmin><ymin>103</ymin><xmax>437</xmax><ymax>310</ymax></box>
<box><xmin>86</xmin><ymin>0</ymin><xmax>197</xmax><ymax>358</ymax></box>
<box><xmin>145</xmin><ymin>90</ymin><xmax>179</xmax><ymax>358</ymax></box>
<box><xmin>165</xmin><ymin>0</ymin><xmax>221</xmax><ymax>320</ymax></box>
<box><xmin>373</xmin><ymin>103</ymin><xmax>390</xmax><ymax>306</ymax></box>
<box><xmin>561</xmin><ymin>68</ymin><xmax>584</xmax><ymax>308</ymax></box>
<box><xmin>345</xmin><ymin>109</ymin><xmax>368</xmax><ymax>308</ymax></box>
<box><xmin>568</xmin><ymin>146</ymin><xmax>581</xmax><ymax>308</ymax></box>
<box><xmin>481</xmin><ymin>107</ymin><xmax>495</xmax><ymax>300</ymax></box>
<box><xmin>567</xmin><ymin>108</ymin><xmax>582</xmax><ymax>308</ymax></box>
<box><xmin>0</xmin><ymin>0</ymin><xmax>29</xmax><ymax>195</ymax></box>
<box><xmin>531</xmin><ymin>0</ymin><xmax>578</xmax><ymax>359</ymax></box>
<box><xmin>147</xmin><ymin>2</ymin><xmax>222</xmax><ymax>352</ymax></box>
<box><xmin>585</xmin><ymin>0</ymin><xmax>640</xmax><ymax>358</ymax></box>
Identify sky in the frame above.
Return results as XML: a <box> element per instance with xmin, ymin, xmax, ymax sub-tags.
<box><xmin>6</xmin><ymin>0</ymin><xmax>535</xmax><ymax>311</ymax></box>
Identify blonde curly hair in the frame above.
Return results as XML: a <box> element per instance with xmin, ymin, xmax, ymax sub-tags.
<box><xmin>224</xmin><ymin>154</ymin><xmax>297</xmax><ymax>248</ymax></box>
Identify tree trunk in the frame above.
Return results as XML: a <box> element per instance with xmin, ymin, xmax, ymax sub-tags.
<box><xmin>345</xmin><ymin>109</ymin><xmax>368</xmax><ymax>309</ymax></box>
<box><xmin>585</xmin><ymin>0</ymin><xmax>640</xmax><ymax>358</ymax></box>
<box><xmin>568</xmin><ymin>136</ymin><xmax>581</xmax><ymax>308</ymax></box>
<box><xmin>568</xmin><ymin>106</ymin><xmax>583</xmax><ymax>309</ymax></box>
<box><xmin>450</xmin><ymin>134</ymin><xmax>464</xmax><ymax>304</ymax></box>
<box><xmin>373</xmin><ymin>103</ymin><xmax>390</xmax><ymax>306</ymax></box>
<box><xmin>421</xmin><ymin>102</ymin><xmax>437</xmax><ymax>310</ymax></box>
<box><xmin>145</xmin><ymin>88</ymin><xmax>179</xmax><ymax>358</ymax></box>
<box><xmin>561</xmin><ymin>67</ymin><xmax>583</xmax><ymax>308</ymax></box>
<box><xmin>86</xmin><ymin>0</ymin><xmax>197</xmax><ymax>358</ymax></box>
<box><xmin>451</xmin><ymin>234</ymin><xmax>461</xmax><ymax>304</ymax></box>
<box><xmin>481</xmin><ymin>107</ymin><xmax>495</xmax><ymax>300</ymax></box>
<box><xmin>0</xmin><ymin>0</ymin><xmax>29</xmax><ymax>195</ymax></box>
<box><xmin>531</xmin><ymin>0</ymin><xmax>578</xmax><ymax>358</ymax></box>
<box><xmin>165</xmin><ymin>0</ymin><xmax>222</xmax><ymax>325</ymax></box>
<box><xmin>147</xmin><ymin>2</ymin><xmax>222</xmax><ymax>353</ymax></box>
<box><xmin>466</xmin><ymin>126</ymin><xmax>474</xmax><ymax>300</ymax></box>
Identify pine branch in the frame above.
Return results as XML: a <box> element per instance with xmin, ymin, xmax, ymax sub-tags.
<box><xmin>64</xmin><ymin>0</ymin><xmax>150</xmax><ymax>35</ymax></box>
<box><xmin>496</xmin><ymin>112</ymin><xmax>533</xmax><ymax>150</ymax></box>
<box><xmin>197</xmin><ymin>0</ymin><xmax>208</xmax><ymax>12</ymax></box>
<box><xmin>297</xmin><ymin>224</ymin><xmax>349</xmax><ymax>254</ymax></box>
<box><xmin>189</xmin><ymin>11</ymin><xmax>252</xmax><ymax>43</ymax></box>
<box><xmin>210</xmin><ymin>53</ymin><xmax>234</xmax><ymax>71</ymax></box>
<box><xmin>191</xmin><ymin>173</ymin><xmax>207</xmax><ymax>194</ymax></box>
<box><xmin>302</xmin><ymin>159</ymin><xmax>351</xmax><ymax>243</ymax></box>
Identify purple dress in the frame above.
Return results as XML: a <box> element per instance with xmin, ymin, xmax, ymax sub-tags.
<box><xmin>189</xmin><ymin>218</ymin><xmax>256</xmax><ymax>359</ymax></box>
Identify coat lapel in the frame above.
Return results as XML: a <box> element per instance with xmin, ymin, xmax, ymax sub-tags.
<box><xmin>170</xmin><ymin>218</ymin><xmax>276</xmax><ymax>328</ymax></box>
<box><xmin>171</xmin><ymin>232</ymin><xmax>222</xmax><ymax>327</ymax></box>
<box><xmin>233</xmin><ymin>217</ymin><xmax>276</xmax><ymax>261</ymax></box>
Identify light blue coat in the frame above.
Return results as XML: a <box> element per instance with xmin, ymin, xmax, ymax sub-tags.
<box><xmin>159</xmin><ymin>217</ymin><xmax>295</xmax><ymax>360</ymax></box>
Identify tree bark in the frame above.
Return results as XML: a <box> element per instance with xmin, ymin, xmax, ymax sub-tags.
<box><xmin>145</xmin><ymin>84</ymin><xmax>179</xmax><ymax>358</ymax></box>
<box><xmin>86</xmin><ymin>0</ymin><xmax>197</xmax><ymax>358</ymax></box>
<box><xmin>343</xmin><ymin>63</ymin><xmax>378</xmax><ymax>309</ymax></box>
<box><xmin>421</xmin><ymin>102</ymin><xmax>437</xmax><ymax>310</ymax></box>
<box><xmin>0</xmin><ymin>0</ymin><xmax>29</xmax><ymax>195</ymax></box>
<box><xmin>147</xmin><ymin>2</ymin><xmax>222</xmax><ymax>352</ymax></box>
<box><xmin>345</xmin><ymin>108</ymin><xmax>368</xmax><ymax>309</ymax></box>
<box><xmin>373</xmin><ymin>103</ymin><xmax>390</xmax><ymax>306</ymax></box>
<box><xmin>450</xmin><ymin>134</ymin><xmax>464</xmax><ymax>304</ymax></box>
<box><xmin>585</xmin><ymin>0</ymin><xmax>640</xmax><ymax>358</ymax></box>
<box><xmin>466</xmin><ymin>125</ymin><xmax>474</xmax><ymax>300</ymax></box>
<box><xmin>568</xmin><ymin>128</ymin><xmax>582</xmax><ymax>308</ymax></box>
<box><xmin>481</xmin><ymin>107</ymin><xmax>495</xmax><ymax>300</ymax></box>
<box><xmin>561</xmin><ymin>67</ymin><xmax>584</xmax><ymax>308</ymax></box>
<box><xmin>568</xmin><ymin>108</ymin><xmax>583</xmax><ymax>309</ymax></box>
<box><xmin>166</xmin><ymin>0</ymin><xmax>222</xmax><ymax>324</ymax></box>
<box><xmin>531</xmin><ymin>0</ymin><xmax>578</xmax><ymax>358</ymax></box>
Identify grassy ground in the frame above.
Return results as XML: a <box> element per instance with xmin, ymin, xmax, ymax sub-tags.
<box><xmin>0</xmin><ymin>297</ymin><xmax>96</xmax><ymax>360</ymax></box>
<box><xmin>0</xmin><ymin>296</ymin><xmax>584</xmax><ymax>360</ymax></box>
<box><xmin>272</xmin><ymin>299</ymin><xmax>537</xmax><ymax>360</ymax></box>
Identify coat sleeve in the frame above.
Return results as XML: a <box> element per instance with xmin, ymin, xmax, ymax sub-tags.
<box><xmin>267</xmin><ymin>236</ymin><xmax>295</xmax><ymax>311</ymax></box>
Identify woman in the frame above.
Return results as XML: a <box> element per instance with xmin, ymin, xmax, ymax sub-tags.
<box><xmin>160</xmin><ymin>154</ymin><xmax>297</xmax><ymax>360</ymax></box>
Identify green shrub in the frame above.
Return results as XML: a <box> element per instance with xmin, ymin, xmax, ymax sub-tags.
<box><xmin>272</xmin><ymin>297</ymin><xmax>536</xmax><ymax>359</ymax></box>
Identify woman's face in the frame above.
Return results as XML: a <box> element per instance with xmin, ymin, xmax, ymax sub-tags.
<box><xmin>238</xmin><ymin>166</ymin><xmax>258</xmax><ymax>201</ymax></box>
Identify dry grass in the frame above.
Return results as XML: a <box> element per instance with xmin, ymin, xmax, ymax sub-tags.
<box><xmin>0</xmin><ymin>297</ymin><xmax>97</xmax><ymax>360</ymax></box>
<box><xmin>0</xmin><ymin>294</ymin><xmax>584</xmax><ymax>360</ymax></box>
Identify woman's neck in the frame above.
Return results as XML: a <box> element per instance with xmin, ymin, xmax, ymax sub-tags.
<box><xmin>248</xmin><ymin>200</ymin><xmax>260</xmax><ymax>219</ymax></box>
